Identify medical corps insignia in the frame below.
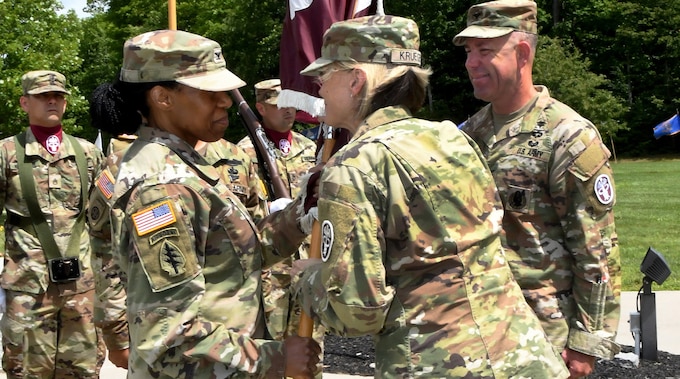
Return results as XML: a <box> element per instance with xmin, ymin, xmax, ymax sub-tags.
<box><xmin>594</xmin><ymin>174</ymin><xmax>614</xmax><ymax>205</ymax></box>
<box><xmin>46</xmin><ymin>135</ymin><xmax>60</xmax><ymax>154</ymax></box>
<box><xmin>278</xmin><ymin>139</ymin><xmax>291</xmax><ymax>156</ymax></box>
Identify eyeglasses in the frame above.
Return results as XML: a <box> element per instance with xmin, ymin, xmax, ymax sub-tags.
<box><xmin>314</xmin><ymin>68</ymin><xmax>352</xmax><ymax>86</ymax></box>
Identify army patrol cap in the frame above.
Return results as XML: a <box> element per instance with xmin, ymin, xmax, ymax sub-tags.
<box><xmin>301</xmin><ymin>15</ymin><xmax>422</xmax><ymax>76</ymax></box>
<box><xmin>120</xmin><ymin>29</ymin><xmax>245</xmax><ymax>91</ymax></box>
<box><xmin>22</xmin><ymin>70</ymin><xmax>71</xmax><ymax>95</ymax></box>
<box><xmin>255</xmin><ymin>79</ymin><xmax>281</xmax><ymax>105</ymax></box>
<box><xmin>453</xmin><ymin>0</ymin><xmax>538</xmax><ymax>46</ymax></box>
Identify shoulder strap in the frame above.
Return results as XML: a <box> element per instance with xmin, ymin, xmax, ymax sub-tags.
<box><xmin>14</xmin><ymin>132</ymin><xmax>88</xmax><ymax>259</ymax></box>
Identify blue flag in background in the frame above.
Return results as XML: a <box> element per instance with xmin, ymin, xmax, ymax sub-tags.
<box><xmin>653</xmin><ymin>114</ymin><xmax>680</xmax><ymax>139</ymax></box>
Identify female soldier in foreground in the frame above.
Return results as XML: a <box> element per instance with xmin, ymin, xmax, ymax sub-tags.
<box><xmin>89</xmin><ymin>29</ymin><xmax>319</xmax><ymax>378</ymax></box>
<box><xmin>292</xmin><ymin>15</ymin><xmax>569</xmax><ymax>378</ymax></box>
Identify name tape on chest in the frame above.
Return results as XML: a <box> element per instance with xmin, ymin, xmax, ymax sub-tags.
<box><xmin>132</xmin><ymin>200</ymin><xmax>177</xmax><ymax>236</ymax></box>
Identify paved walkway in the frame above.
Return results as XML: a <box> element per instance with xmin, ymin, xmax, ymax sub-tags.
<box><xmin>0</xmin><ymin>290</ymin><xmax>676</xmax><ymax>378</ymax></box>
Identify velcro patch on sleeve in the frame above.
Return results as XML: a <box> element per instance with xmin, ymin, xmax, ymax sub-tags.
<box><xmin>132</xmin><ymin>217</ymin><xmax>200</xmax><ymax>292</ymax></box>
<box><xmin>569</xmin><ymin>140</ymin><xmax>609</xmax><ymax>181</ymax></box>
<box><xmin>132</xmin><ymin>200</ymin><xmax>177</xmax><ymax>236</ymax></box>
<box><xmin>318</xmin><ymin>197</ymin><xmax>363</xmax><ymax>266</ymax></box>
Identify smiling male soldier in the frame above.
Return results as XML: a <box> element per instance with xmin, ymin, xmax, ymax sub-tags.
<box><xmin>454</xmin><ymin>1</ymin><xmax>621</xmax><ymax>377</ymax></box>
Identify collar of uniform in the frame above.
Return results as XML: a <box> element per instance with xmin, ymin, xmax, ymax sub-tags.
<box><xmin>137</xmin><ymin>126</ymin><xmax>221</xmax><ymax>184</ymax></box>
<box><xmin>353</xmin><ymin>106</ymin><xmax>413</xmax><ymax>141</ymax></box>
<box><xmin>510</xmin><ymin>86</ymin><xmax>548</xmax><ymax>136</ymax></box>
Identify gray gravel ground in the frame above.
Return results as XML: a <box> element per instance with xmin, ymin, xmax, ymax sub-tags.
<box><xmin>323</xmin><ymin>335</ymin><xmax>680</xmax><ymax>378</ymax></box>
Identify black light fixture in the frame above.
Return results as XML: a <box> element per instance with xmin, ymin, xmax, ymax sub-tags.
<box><xmin>636</xmin><ymin>247</ymin><xmax>672</xmax><ymax>361</ymax></box>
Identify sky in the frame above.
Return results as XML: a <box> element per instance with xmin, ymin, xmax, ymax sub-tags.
<box><xmin>59</xmin><ymin>0</ymin><xmax>89</xmax><ymax>18</ymax></box>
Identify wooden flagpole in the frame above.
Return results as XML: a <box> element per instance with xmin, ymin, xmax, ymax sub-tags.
<box><xmin>297</xmin><ymin>125</ymin><xmax>334</xmax><ymax>337</ymax></box>
<box><xmin>168</xmin><ymin>0</ymin><xmax>177</xmax><ymax>30</ymax></box>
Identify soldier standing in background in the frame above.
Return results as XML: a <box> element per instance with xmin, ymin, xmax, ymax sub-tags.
<box><xmin>454</xmin><ymin>1</ymin><xmax>621</xmax><ymax>377</ymax></box>
<box><xmin>237</xmin><ymin>79</ymin><xmax>324</xmax><ymax>372</ymax></box>
<box><xmin>0</xmin><ymin>70</ymin><xmax>105</xmax><ymax>378</ymax></box>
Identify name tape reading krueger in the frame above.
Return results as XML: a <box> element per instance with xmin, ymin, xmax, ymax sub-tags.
<box><xmin>390</xmin><ymin>49</ymin><xmax>421</xmax><ymax>66</ymax></box>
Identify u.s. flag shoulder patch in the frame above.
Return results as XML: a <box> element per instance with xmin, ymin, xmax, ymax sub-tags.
<box><xmin>132</xmin><ymin>200</ymin><xmax>177</xmax><ymax>236</ymax></box>
<box><xmin>96</xmin><ymin>170</ymin><xmax>115</xmax><ymax>199</ymax></box>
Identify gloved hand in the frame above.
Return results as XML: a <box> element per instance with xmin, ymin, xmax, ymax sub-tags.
<box><xmin>303</xmin><ymin>170</ymin><xmax>322</xmax><ymax>214</ymax></box>
<box><xmin>296</xmin><ymin>170</ymin><xmax>322</xmax><ymax>235</ymax></box>
<box><xmin>0</xmin><ymin>287</ymin><xmax>6</xmax><ymax>314</ymax></box>
<box><xmin>269</xmin><ymin>197</ymin><xmax>293</xmax><ymax>213</ymax></box>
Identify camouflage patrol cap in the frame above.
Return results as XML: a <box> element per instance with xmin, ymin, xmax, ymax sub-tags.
<box><xmin>120</xmin><ymin>29</ymin><xmax>245</xmax><ymax>91</ymax></box>
<box><xmin>255</xmin><ymin>79</ymin><xmax>281</xmax><ymax>105</ymax></box>
<box><xmin>453</xmin><ymin>0</ymin><xmax>537</xmax><ymax>46</ymax></box>
<box><xmin>21</xmin><ymin>70</ymin><xmax>71</xmax><ymax>95</ymax></box>
<box><xmin>300</xmin><ymin>15</ymin><xmax>422</xmax><ymax>76</ymax></box>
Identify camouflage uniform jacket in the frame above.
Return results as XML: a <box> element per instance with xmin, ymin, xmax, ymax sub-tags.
<box><xmin>109</xmin><ymin>126</ymin><xmax>306</xmax><ymax>378</ymax></box>
<box><xmin>238</xmin><ymin>130</ymin><xmax>316</xmax><ymax>340</ymax></box>
<box><xmin>295</xmin><ymin>106</ymin><xmax>569</xmax><ymax>378</ymax></box>
<box><xmin>461</xmin><ymin>86</ymin><xmax>621</xmax><ymax>359</ymax></box>
<box><xmin>89</xmin><ymin>137</ymin><xmax>269</xmax><ymax>352</ymax></box>
<box><xmin>0</xmin><ymin>128</ymin><xmax>102</xmax><ymax>296</ymax></box>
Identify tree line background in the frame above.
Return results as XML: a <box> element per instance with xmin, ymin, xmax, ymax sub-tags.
<box><xmin>1</xmin><ymin>0</ymin><xmax>679</xmax><ymax>157</ymax></box>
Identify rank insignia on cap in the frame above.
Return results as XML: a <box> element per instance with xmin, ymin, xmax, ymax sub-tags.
<box><xmin>321</xmin><ymin>220</ymin><xmax>334</xmax><ymax>262</ymax></box>
<box><xmin>594</xmin><ymin>174</ymin><xmax>614</xmax><ymax>205</ymax></box>
<box><xmin>96</xmin><ymin>170</ymin><xmax>115</xmax><ymax>199</ymax></box>
<box><xmin>213</xmin><ymin>48</ymin><xmax>224</xmax><ymax>63</ymax></box>
<box><xmin>132</xmin><ymin>200</ymin><xmax>177</xmax><ymax>236</ymax></box>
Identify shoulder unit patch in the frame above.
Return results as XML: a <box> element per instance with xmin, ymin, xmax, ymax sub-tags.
<box><xmin>594</xmin><ymin>174</ymin><xmax>614</xmax><ymax>205</ymax></box>
<box><xmin>321</xmin><ymin>219</ymin><xmax>334</xmax><ymax>262</ymax></box>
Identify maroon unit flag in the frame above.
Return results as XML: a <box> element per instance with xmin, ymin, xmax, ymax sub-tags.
<box><xmin>278</xmin><ymin>0</ymin><xmax>383</xmax><ymax>124</ymax></box>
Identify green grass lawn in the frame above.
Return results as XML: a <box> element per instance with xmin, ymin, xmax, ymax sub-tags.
<box><xmin>0</xmin><ymin>159</ymin><xmax>677</xmax><ymax>292</ymax></box>
<box><xmin>612</xmin><ymin>158</ymin><xmax>680</xmax><ymax>291</ymax></box>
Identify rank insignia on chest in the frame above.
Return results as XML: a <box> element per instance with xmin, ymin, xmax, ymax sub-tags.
<box><xmin>132</xmin><ymin>200</ymin><xmax>177</xmax><ymax>236</ymax></box>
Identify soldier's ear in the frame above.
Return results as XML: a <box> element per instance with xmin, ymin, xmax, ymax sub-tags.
<box><xmin>149</xmin><ymin>86</ymin><xmax>172</xmax><ymax>110</ymax></box>
<box><xmin>516</xmin><ymin>40</ymin><xmax>532</xmax><ymax>67</ymax></box>
<box><xmin>350</xmin><ymin>68</ymin><xmax>367</xmax><ymax>97</ymax></box>
<box><xmin>19</xmin><ymin>96</ymin><xmax>29</xmax><ymax>112</ymax></box>
<box><xmin>255</xmin><ymin>102</ymin><xmax>265</xmax><ymax>115</ymax></box>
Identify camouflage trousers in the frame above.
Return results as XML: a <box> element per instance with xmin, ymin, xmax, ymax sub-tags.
<box><xmin>1</xmin><ymin>286</ymin><xmax>105</xmax><ymax>379</ymax></box>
